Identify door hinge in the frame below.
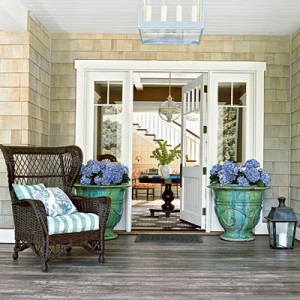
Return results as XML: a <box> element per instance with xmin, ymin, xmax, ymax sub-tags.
<box><xmin>202</xmin><ymin>208</ymin><xmax>206</xmax><ymax>216</ymax></box>
<box><xmin>203</xmin><ymin>167</ymin><xmax>207</xmax><ymax>175</ymax></box>
<box><xmin>204</xmin><ymin>85</ymin><xmax>208</xmax><ymax>93</ymax></box>
<box><xmin>203</xmin><ymin>126</ymin><xmax>207</xmax><ymax>134</ymax></box>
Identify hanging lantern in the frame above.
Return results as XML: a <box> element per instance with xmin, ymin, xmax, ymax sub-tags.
<box><xmin>158</xmin><ymin>73</ymin><xmax>180</xmax><ymax>122</ymax></box>
<box><xmin>138</xmin><ymin>0</ymin><xmax>204</xmax><ymax>45</ymax></box>
<box><xmin>266</xmin><ymin>197</ymin><xmax>298</xmax><ymax>249</ymax></box>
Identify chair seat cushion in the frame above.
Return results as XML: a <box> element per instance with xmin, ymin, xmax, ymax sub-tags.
<box><xmin>47</xmin><ymin>212</ymin><xmax>99</xmax><ymax>235</ymax></box>
<box><xmin>32</xmin><ymin>187</ymin><xmax>78</xmax><ymax>217</ymax></box>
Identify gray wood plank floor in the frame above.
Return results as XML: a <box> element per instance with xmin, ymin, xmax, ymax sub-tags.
<box><xmin>1</xmin><ymin>235</ymin><xmax>300</xmax><ymax>299</ymax></box>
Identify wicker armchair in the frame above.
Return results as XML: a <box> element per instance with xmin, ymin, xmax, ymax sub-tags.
<box><xmin>0</xmin><ymin>144</ymin><xmax>111</xmax><ymax>272</ymax></box>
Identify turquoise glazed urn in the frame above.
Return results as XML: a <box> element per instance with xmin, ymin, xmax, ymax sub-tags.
<box><xmin>209</xmin><ymin>184</ymin><xmax>268</xmax><ymax>241</ymax></box>
<box><xmin>74</xmin><ymin>184</ymin><xmax>130</xmax><ymax>240</ymax></box>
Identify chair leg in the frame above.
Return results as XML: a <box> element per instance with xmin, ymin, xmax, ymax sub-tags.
<box><xmin>99</xmin><ymin>254</ymin><xmax>105</xmax><ymax>264</ymax></box>
<box><xmin>12</xmin><ymin>240</ymin><xmax>20</xmax><ymax>260</ymax></box>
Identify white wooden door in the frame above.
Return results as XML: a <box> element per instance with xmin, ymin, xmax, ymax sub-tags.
<box><xmin>180</xmin><ymin>74</ymin><xmax>207</xmax><ymax>228</ymax></box>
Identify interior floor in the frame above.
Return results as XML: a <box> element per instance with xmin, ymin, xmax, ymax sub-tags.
<box><xmin>131</xmin><ymin>199</ymin><xmax>202</xmax><ymax>232</ymax></box>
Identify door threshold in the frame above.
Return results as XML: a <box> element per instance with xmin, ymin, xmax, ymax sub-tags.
<box><xmin>115</xmin><ymin>230</ymin><xmax>222</xmax><ymax>236</ymax></box>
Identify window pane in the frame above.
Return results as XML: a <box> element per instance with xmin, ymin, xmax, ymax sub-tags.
<box><xmin>217</xmin><ymin>107</ymin><xmax>243</xmax><ymax>163</ymax></box>
<box><xmin>218</xmin><ymin>82</ymin><xmax>246</xmax><ymax>106</ymax></box>
<box><xmin>218</xmin><ymin>82</ymin><xmax>231</xmax><ymax>105</ymax></box>
<box><xmin>233</xmin><ymin>83</ymin><xmax>246</xmax><ymax>106</ymax></box>
<box><xmin>94</xmin><ymin>81</ymin><xmax>122</xmax><ymax>105</ymax></box>
<box><xmin>94</xmin><ymin>105</ymin><xmax>123</xmax><ymax>160</ymax></box>
<box><xmin>94</xmin><ymin>82</ymin><xmax>107</xmax><ymax>104</ymax></box>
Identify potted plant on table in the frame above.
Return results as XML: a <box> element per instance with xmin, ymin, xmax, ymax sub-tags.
<box><xmin>208</xmin><ymin>159</ymin><xmax>271</xmax><ymax>242</ymax></box>
<box><xmin>152</xmin><ymin>141</ymin><xmax>181</xmax><ymax>178</ymax></box>
<box><xmin>73</xmin><ymin>159</ymin><xmax>130</xmax><ymax>240</ymax></box>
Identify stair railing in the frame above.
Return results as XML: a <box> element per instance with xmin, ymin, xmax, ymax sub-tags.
<box><xmin>133</xmin><ymin>112</ymin><xmax>199</xmax><ymax>161</ymax></box>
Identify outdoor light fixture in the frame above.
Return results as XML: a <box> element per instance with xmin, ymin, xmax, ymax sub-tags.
<box><xmin>158</xmin><ymin>73</ymin><xmax>180</xmax><ymax>122</ymax></box>
<box><xmin>138</xmin><ymin>0</ymin><xmax>204</xmax><ymax>45</ymax></box>
<box><xmin>266</xmin><ymin>197</ymin><xmax>298</xmax><ymax>249</ymax></box>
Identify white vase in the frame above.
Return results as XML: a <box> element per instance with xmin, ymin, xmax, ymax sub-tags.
<box><xmin>160</xmin><ymin>165</ymin><xmax>172</xmax><ymax>179</ymax></box>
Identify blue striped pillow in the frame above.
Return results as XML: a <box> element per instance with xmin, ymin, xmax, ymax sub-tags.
<box><xmin>13</xmin><ymin>183</ymin><xmax>46</xmax><ymax>200</ymax></box>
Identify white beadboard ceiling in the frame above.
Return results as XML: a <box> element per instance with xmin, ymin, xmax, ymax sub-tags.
<box><xmin>18</xmin><ymin>0</ymin><xmax>300</xmax><ymax>35</ymax></box>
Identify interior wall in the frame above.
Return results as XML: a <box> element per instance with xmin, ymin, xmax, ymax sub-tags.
<box><xmin>290</xmin><ymin>28</ymin><xmax>300</xmax><ymax>220</ymax></box>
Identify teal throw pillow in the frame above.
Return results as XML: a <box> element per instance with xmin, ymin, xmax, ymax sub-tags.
<box><xmin>13</xmin><ymin>183</ymin><xmax>46</xmax><ymax>200</ymax></box>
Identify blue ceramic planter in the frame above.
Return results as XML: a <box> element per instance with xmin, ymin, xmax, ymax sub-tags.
<box><xmin>74</xmin><ymin>184</ymin><xmax>130</xmax><ymax>240</ymax></box>
<box><xmin>209</xmin><ymin>184</ymin><xmax>268</xmax><ymax>241</ymax></box>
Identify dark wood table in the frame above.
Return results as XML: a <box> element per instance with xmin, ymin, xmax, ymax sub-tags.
<box><xmin>138</xmin><ymin>177</ymin><xmax>180</xmax><ymax>217</ymax></box>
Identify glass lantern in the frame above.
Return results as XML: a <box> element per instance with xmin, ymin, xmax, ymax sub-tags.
<box><xmin>266</xmin><ymin>197</ymin><xmax>298</xmax><ymax>249</ymax></box>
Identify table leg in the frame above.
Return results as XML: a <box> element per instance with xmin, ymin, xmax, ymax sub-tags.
<box><xmin>149</xmin><ymin>183</ymin><xmax>179</xmax><ymax>217</ymax></box>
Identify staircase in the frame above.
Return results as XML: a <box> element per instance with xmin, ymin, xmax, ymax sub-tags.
<box><xmin>133</xmin><ymin>112</ymin><xmax>199</xmax><ymax>161</ymax></box>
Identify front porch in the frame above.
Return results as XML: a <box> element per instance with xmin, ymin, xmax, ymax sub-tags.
<box><xmin>1</xmin><ymin>235</ymin><xmax>299</xmax><ymax>299</ymax></box>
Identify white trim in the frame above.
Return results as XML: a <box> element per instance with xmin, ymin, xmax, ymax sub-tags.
<box><xmin>0</xmin><ymin>229</ymin><xmax>14</xmax><ymax>243</ymax></box>
<box><xmin>75</xmin><ymin>60</ymin><xmax>267</xmax><ymax>233</ymax></box>
<box><xmin>208</xmin><ymin>72</ymin><xmax>266</xmax><ymax>232</ymax></box>
<box><xmin>75</xmin><ymin>60</ymin><xmax>266</xmax><ymax>72</ymax></box>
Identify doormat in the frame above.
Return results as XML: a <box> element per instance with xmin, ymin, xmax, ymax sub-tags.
<box><xmin>135</xmin><ymin>234</ymin><xmax>203</xmax><ymax>243</ymax></box>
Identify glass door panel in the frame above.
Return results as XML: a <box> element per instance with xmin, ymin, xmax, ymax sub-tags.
<box><xmin>217</xmin><ymin>82</ymin><xmax>246</xmax><ymax>163</ymax></box>
<box><xmin>93</xmin><ymin>80</ymin><xmax>124</xmax><ymax>161</ymax></box>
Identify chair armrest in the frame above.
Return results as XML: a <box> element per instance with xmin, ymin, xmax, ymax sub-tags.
<box><xmin>12</xmin><ymin>199</ymin><xmax>48</xmax><ymax>235</ymax></box>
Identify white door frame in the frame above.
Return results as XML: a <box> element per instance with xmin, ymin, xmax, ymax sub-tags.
<box><xmin>74</xmin><ymin>60</ymin><xmax>266</xmax><ymax>234</ymax></box>
<box><xmin>208</xmin><ymin>72</ymin><xmax>267</xmax><ymax>234</ymax></box>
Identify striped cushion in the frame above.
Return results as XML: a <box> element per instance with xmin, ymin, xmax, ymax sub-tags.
<box><xmin>13</xmin><ymin>183</ymin><xmax>46</xmax><ymax>200</ymax></box>
<box><xmin>47</xmin><ymin>212</ymin><xmax>99</xmax><ymax>235</ymax></box>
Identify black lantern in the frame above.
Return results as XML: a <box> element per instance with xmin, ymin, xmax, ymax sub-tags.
<box><xmin>266</xmin><ymin>197</ymin><xmax>298</xmax><ymax>249</ymax></box>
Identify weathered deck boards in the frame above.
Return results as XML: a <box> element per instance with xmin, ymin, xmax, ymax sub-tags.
<box><xmin>0</xmin><ymin>235</ymin><xmax>300</xmax><ymax>299</ymax></box>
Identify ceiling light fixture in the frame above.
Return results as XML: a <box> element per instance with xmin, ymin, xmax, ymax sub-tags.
<box><xmin>158</xmin><ymin>73</ymin><xmax>180</xmax><ymax>122</ymax></box>
<box><xmin>138</xmin><ymin>0</ymin><xmax>204</xmax><ymax>45</ymax></box>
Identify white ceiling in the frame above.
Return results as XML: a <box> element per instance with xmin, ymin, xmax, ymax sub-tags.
<box><xmin>18</xmin><ymin>0</ymin><xmax>300</xmax><ymax>36</ymax></box>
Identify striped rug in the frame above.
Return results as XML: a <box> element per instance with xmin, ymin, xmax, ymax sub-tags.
<box><xmin>132</xmin><ymin>200</ymin><xmax>201</xmax><ymax>231</ymax></box>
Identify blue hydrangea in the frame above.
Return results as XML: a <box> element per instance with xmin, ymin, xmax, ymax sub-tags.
<box><xmin>80</xmin><ymin>175</ymin><xmax>92</xmax><ymax>185</ymax></box>
<box><xmin>244</xmin><ymin>168</ymin><xmax>260</xmax><ymax>183</ymax></box>
<box><xmin>243</xmin><ymin>159</ymin><xmax>260</xmax><ymax>169</ymax></box>
<box><xmin>78</xmin><ymin>159</ymin><xmax>129</xmax><ymax>186</ymax></box>
<box><xmin>260</xmin><ymin>171</ymin><xmax>271</xmax><ymax>185</ymax></box>
<box><xmin>237</xmin><ymin>176</ymin><xmax>250</xmax><ymax>186</ymax></box>
<box><xmin>210</xmin><ymin>164</ymin><xmax>222</xmax><ymax>175</ymax></box>
<box><xmin>209</xmin><ymin>159</ymin><xmax>270</xmax><ymax>187</ymax></box>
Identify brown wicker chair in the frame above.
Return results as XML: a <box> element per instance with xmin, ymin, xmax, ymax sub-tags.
<box><xmin>0</xmin><ymin>144</ymin><xmax>111</xmax><ymax>272</ymax></box>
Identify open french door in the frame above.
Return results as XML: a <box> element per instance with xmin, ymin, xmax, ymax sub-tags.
<box><xmin>180</xmin><ymin>74</ymin><xmax>207</xmax><ymax>228</ymax></box>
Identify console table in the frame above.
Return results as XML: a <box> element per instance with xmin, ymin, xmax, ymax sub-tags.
<box><xmin>138</xmin><ymin>177</ymin><xmax>180</xmax><ymax>217</ymax></box>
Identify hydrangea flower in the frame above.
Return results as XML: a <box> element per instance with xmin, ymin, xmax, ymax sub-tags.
<box><xmin>209</xmin><ymin>159</ymin><xmax>271</xmax><ymax>187</ymax></box>
<box><xmin>78</xmin><ymin>159</ymin><xmax>130</xmax><ymax>186</ymax></box>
